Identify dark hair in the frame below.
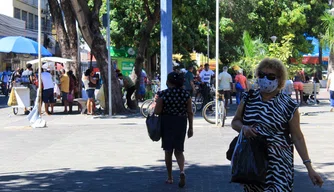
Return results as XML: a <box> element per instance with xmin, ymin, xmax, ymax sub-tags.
<box><xmin>167</xmin><ymin>72</ymin><xmax>184</xmax><ymax>88</ymax></box>
<box><xmin>118</xmin><ymin>73</ymin><xmax>123</xmax><ymax>77</ymax></box>
<box><xmin>26</xmin><ymin>63</ymin><xmax>32</xmax><ymax>69</ymax></box>
<box><xmin>204</xmin><ymin>63</ymin><xmax>209</xmax><ymax>67</ymax></box>
<box><xmin>187</xmin><ymin>65</ymin><xmax>194</xmax><ymax>70</ymax></box>
<box><xmin>67</xmin><ymin>70</ymin><xmax>73</xmax><ymax>76</ymax></box>
<box><xmin>84</xmin><ymin>68</ymin><xmax>92</xmax><ymax>76</ymax></box>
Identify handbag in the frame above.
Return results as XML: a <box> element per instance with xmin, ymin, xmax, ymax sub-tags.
<box><xmin>226</xmin><ymin>89</ymin><xmax>254</xmax><ymax>160</ymax></box>
<box><xmin>230</xmin><ymin>129</ymin><xmax>268</xmax><ymax>185</ymax></box>
<box><xmin>67</xmin><ymin>93</ymin><xmax>74</xmax><ymax>102</ymax></box>
<box><xmin>146</xmin><ymin>113</ymin><xmax>161</xmax><ymax>142</ymax></box>
<box><xmin>235</xmin><ymin>82</ymin><xmax>243</xmax><ymax>90</ymax></box>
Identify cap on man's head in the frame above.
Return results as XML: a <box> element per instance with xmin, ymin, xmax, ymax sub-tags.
<box><xmin>223</xmin><ymin>66</ymin><xmax>228</xmax><ymax>71</ymax></box>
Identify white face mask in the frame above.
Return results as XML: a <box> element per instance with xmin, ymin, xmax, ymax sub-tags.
<box><xmin>257</xmin><ymin>76</ymin><xmax>278</xmax><ymax>93</ymax></box>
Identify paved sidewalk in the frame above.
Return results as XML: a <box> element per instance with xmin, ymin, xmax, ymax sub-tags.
<box><xmin>0</xmin><ymin>90</ymin><xmax>333</xmax><ymax>192</ymax></box>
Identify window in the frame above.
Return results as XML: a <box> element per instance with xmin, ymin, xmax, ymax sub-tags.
<box><xmin>42</xmin><ymin>17</ymin><xmax>46</xmax><ymax>30</ymax></box>
<box><xmin>34</xmin><ymin>15</ymin><xmax>38</xmax><ymax>30</ymax></box>
<box><xmin>22</xmin><ymin>11</ymin><xmax>28</xmax><ymax>28</ymax></box>
<box><xmin>14</xmin><ymin>8</ymin><xmax>20</xmax><ymax>19</ymax></box>
<box><xmin>28</xmin><ymin>13</ymin><xmax>34</xmax><ymax>29</ymax></box>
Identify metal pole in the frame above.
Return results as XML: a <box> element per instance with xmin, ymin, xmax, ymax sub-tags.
<box><xmin>160</xmin><ymin>0</ymin><xmax>173</xmax><ymax>90</ymax></box>
<box><xmin>215</xmin><ymin>0</ymin><xmax>219</xmax><ymax>126</ymax></box>
<box><xmin>107</xmin><ymin>0</ymin><xmax>112</xmax><ymax>116</ymax></box>
<box><xmin>207</xmin><ymin>20</ymin><xmax>209</xmax><ymax>64</ymax></box>
<box><xmin>37</xmin><ymin>0</ymin><xmax>42</xmax><ymax>114</ymax></box>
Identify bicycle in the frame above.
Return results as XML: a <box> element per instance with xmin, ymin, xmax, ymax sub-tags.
<box><xmin>202</xmin><ymin>93</ymin><xmax>227</xmax><ymax>127</ymax></box>
<box><xmin>141</xmin><ymin>97</ymin><xmax>198</xmax><ymax>118</ymax></box>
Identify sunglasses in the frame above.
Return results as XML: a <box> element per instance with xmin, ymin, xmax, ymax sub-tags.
<box><xmin>258</xmin><ymin>71</ymin><xmax>277</xmax><ymax>80</ymax></box>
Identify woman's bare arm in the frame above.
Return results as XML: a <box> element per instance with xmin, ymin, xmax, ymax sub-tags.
<box><xmin>154</xmin><ymin>98</ymin><xmax>163</xmax><ymax>115</ymax></box>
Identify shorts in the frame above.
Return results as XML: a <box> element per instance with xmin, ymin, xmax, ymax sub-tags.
<box><xmin>42</xmin><ymin>88</ymin><xmax>54</xmax><ymax>103</ymax></box>
<box><xmin>86</xmin><ymin>89</ymin><xmax>95</xmax><ymax>99</ymax></box>
<box><xmin>139</xmin><ymin>85</ymin><xmax>146</xmax><ymax>96</ymax></box>
<box><xmin>62</xmin><ymin>91</ymin><xmax>68</xmax><ymax>102</ymax></box>
<box><xmin>218</xmin><ymin>90</ymin><xmax>231</xmax><ymax>100</ymax></box>
<box><xmin>293</xmin><ymin>82</ymin><xmax>303</xmax><ymax>91</ymax></box>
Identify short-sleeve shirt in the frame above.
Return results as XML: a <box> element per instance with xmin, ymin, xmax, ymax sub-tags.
<box><xmin>41</xmin><ymin>72</ymin><xmax>54</xmax><ymax>90</ymax></box>
<box><xmin>218</xmin><ymin>71</ymin><xmax>232</xmax><ymax>90</ymax></box>
<box><xmin>158</xmin><ymin>87</ymin><xmax>190</xmax><ymax>116</ymax></box>
<box><xmin>199</xmin><ymin>70</ymin><xmax>214</xmax><ymax>83</ymax></box>
<box><xmin>329</xmin><ymin>73</ymin><xmax>334</xmax><ymax>91</ymax></box>
<box><xmin>60</xmin><ymin>74</ymin><xmax>70</xmax><ymax>93</ymax></box>
<box><xmin>140</xmin><ymin>70</ymin><xmax>147</xmax><ymax>87</ymax></box>
<box><xmin>184</xmin><ymin>71</ymin><xmax>194</xmax><ymax>90</ymax></box>
<box><xmin>235</xmin><ymin>74</ymin><xmax>247</xmax><ymax>89</ymax></box>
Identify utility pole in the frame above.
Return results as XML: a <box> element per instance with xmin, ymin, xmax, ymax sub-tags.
<box><xmin>160</xmin><ymin>0</ymin><xmax>173</xmax><ymax>90</ymax></box>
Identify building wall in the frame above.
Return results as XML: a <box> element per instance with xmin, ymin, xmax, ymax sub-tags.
<box><xmin>0</xmin><ymin>1</ymin><xmax>14</xmax><ymax>17</ymax></box>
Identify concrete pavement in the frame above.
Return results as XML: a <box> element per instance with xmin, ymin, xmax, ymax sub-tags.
<box><xmin>0</xmin><ymin>89</ymin><xmax>333</xmax><ymax>192</ymax></box>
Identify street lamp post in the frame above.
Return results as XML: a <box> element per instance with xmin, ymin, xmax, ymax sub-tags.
<box><xmin>215</xmin><ymin>0</ymin><xmax>219</xmax><ymax>126</ymax></box>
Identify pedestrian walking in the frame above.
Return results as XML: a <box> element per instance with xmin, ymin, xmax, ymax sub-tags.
<box><xmin>293</xmin><ymin>69</ymin><xmax>305</xmax><ymax>105</ymax></box>
<box><xmin>231</xmin><ymin>58</ymin><xmax>323</xmax><ymax>191</ymax></box>
<box><xmin>154</xmin><ymin>72</ymin><xmax>193</xmax><ymax>188</ymax></box>
<box><xmin>327</xmin><ymin>71</ymin><xmax>334</xmax><ymax>112</ymax></box>
<box><xmin>234</xmin><ymin>69</ymin><xmax>248</xmax><ymax>105</ymax></box>
<box><xmin>218</xmin><ymin>66</ymin><xmax>233</xmax><ymax>108</ymax></box>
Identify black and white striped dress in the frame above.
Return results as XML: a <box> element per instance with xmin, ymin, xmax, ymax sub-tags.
<box><xmin>242</xmin><ymin>90</ymin><xmax>298</xmax><ymax>192</ymax></box>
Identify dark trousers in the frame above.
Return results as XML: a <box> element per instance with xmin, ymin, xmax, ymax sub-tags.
<box><xmin>126</xmin><ymin>86</ymin><xmax>136</xmax><ymax>109</ymax></box>
<box><xmin>201</xmin><ymin>83</ymin><xmax>211</xmax><ymax>106</ymax></box>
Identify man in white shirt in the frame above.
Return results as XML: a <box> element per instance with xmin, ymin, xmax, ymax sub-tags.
<box><xmin>218</xmin><ymin>66</ymin><xmax>232</xmax><ymax>108</ymax></box>
<box><xmin>199</xmin><ymin>63</ymin><xmax>215</xmax><ymax>105</ymax></box>
<box><xmin>326</xmin><ymin>72</ymin><xmax>334</xmax><ymax>112</ymax></box>
<box><xmin>41</xmin><ymin>68</ymin><xmax>55</xmax><ymax>115</ymax></box>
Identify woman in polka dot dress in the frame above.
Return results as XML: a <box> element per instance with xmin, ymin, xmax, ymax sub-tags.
<box><xmin>155</xmin><ymin>72</ymin><xmax>194</xmax><ymax>188</ymax></box>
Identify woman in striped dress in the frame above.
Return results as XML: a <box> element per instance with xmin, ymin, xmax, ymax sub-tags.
<box><xmin>231</xmin><ymin>58</ymin><xmax>323</xmax><ymax>191</ymax></box>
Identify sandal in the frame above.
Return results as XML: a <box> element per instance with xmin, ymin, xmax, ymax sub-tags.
<box><xmin>165</xmin><ymin>178</ymin><xmax>173</xmax><ymax>184</ymax></box>
<box><xmin>178</xmin><ymin>172</ymin><xmax>186</xmax><ymax>188</ymax></box>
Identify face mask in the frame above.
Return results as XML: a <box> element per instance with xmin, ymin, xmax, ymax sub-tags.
<box><xmin>257</xmin><ymin>76</ymin><xmax>278</xmax><ymax>93</ymax></box>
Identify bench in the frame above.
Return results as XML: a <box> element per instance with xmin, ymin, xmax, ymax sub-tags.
<box><xmin>303</xmin><ymin>83</ymin><xmax>320</xmax><ymax>95</ymax></box>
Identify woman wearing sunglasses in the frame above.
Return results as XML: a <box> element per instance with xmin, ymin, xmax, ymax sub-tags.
<box><xmin>231</xmin><ymin>58</ymin><xmax>323</xmax><ymax>191</ymax></box>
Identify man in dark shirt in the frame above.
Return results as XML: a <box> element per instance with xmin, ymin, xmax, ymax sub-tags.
<box><xmin>184</xmin><ymin>65</ymin><xmax>195</xmax><ymax>96</ymax></box>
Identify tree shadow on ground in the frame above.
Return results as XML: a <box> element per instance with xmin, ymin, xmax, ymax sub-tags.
<box><xmin>0</xmin><ymin>164</ymin><xmax>332</xmax><ymax>192</ymax></box>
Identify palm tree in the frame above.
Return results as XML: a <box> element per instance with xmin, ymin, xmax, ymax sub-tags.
<box><xmin>321</xmin><ymin>12</ymin><xmax>334</xmax><ymax>73</ymax></box>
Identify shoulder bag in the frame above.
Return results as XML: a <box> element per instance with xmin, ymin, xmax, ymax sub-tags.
<box><xmin>146</xmin><ymin>113</ymin><xmax>161</xmax><ymax>142</ymax></box>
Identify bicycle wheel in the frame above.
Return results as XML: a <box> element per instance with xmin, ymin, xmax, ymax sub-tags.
<box><xmin>13</xmin><ymin>107</ymin><xmax>18</xmax><ymax>115</ymax></box>
<box><xmin>194</xmin><ymin>94</ymin><xmax>204</xmax><ymax>111</ymax></box>
<box><xmin>140</xmin><ymin>99</ymin><xmax>154</xmax><ymax>118</ymax></box>
<box><xmin>191</xmin><ymin>101</ymin><xmax>197</xmax><ymax>114</ymax></box>
<box><xmin>202</xmin><ymin>101</ymin><xmax>215</xmax><ymax>124</ymax></box>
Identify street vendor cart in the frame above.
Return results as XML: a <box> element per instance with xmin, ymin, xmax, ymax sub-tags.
<box><xmin>11</xmin><ymin>86</ymin><xmax>32</xmax><ymax>115</ymax></box>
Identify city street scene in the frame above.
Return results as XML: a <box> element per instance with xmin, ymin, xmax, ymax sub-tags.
<box><xmin>0</xmin><ymin>0</ymin><xmax>334</xmax><ymax>192</ymax></box>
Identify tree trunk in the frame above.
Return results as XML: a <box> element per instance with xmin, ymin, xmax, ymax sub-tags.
<box><xmin>48</xmin><ymin>0</ymin><xmax>70</xmax><ymax>58</ymax></box>
<box><xmin>133</xmin><ymin>0</ymin><xmax>160</xmax><ymax>99</ymax></box>
<box><xmin>70</xmin><ymin>0</ymin><xmax>125</xmax><ymax>114</ymax></box>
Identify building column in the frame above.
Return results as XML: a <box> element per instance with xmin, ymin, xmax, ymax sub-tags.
<box><xmin>160</xmin><ymin>0</ymin><xmax>172</xmax><ymax>90</ymax></box>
